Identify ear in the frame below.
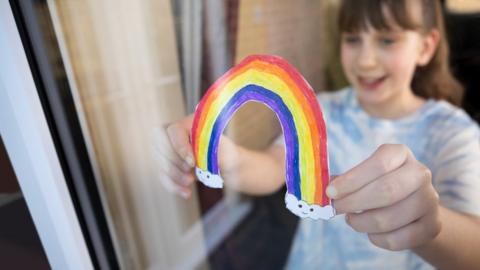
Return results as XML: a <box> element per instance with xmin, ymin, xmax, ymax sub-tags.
<box><xmin>417</xmin><ymin>29</ymin><xmax>440</xmax><ymax>66</ymax></box>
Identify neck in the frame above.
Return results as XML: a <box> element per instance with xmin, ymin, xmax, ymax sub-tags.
<box><xmin>359</xmin><ymin>90</ymin><xmax>426</xmax><ymax>120</ymax></box>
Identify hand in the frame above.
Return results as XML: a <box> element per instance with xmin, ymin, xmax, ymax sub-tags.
<box><xmin>326</xmin><ymin>144</ymin><xmax>441</xmax><ymax>251</ymax></box>
<box><xmin>152</xmin><ymin>115</ymin><xmax>241</xmax><ymax>198</ymax></box>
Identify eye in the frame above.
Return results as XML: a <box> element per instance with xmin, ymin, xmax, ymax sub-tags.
<box><xmin>342</xmin><ymin>34</ymin><xmax>361</xmax><ymax>45</ymax></box>
<box><xmin>379</xmin><ymin>37</ymin><xmax>396</xmax><ymax>46</ymax></box>
<box><xmin>206</xmin><ymin>174</ymin><xmax>210</xmax><ymax>178</ymax></box>
<box><xmin>310</xmin><ymin>208</ymin><xmax>314</xmax><ymax>212</ymax></box>
<box><xmin>298</xmin><ymin>204</ymin><xmax>302</xmax><ymax>208</ymax></box>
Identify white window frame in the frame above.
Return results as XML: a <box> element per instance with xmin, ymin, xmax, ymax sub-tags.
<box><xmin>0</xmin><ymin>1</ymin><xmax>93</xmax><ymax>269</ymax></box>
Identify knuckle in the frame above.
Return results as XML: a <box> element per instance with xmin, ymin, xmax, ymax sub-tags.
<box><xmin>165</xmin><ymin>123</ymin><xmax>174</xmax><ymax>133</ymax></box>
<box><xmin>346</xmin><ymin>215</ymin><xmax>362</xmax><ymax>232</ymax></box>
<box><xmin>383</xmin><ymin>234</ymin><xmax>401</xmax><ymax>251</ymax></box>
<box><xmin>397</xmin><ymin>144</ymin><xmax>409</xmax><ymax>155</ymax></box>
<box><xmin>399</xmin><ymin>231</ymin><xmax>415</xmax><ymax>251</ymax></box>
<box><xmin>383</xmin><ymin>237</ymin><xmax>396</xmax><ymax>251</ymax></box>
<box><xmin>377</xmin><ymin>144</ymin><xmax>391</xmax><ymax>154</ymax></box>
<box><xmin>159</xmin><ymin>176</ymin><xmax>176</xmax><ymax>193</ymax></box>
<box><xmin>376</xmin><ymin>157</ymin><xmax>391</xmax><ymax>174</ymax></box>
<box><xmin>163</xmin><ymin>165</ymin><xmax>184</xmax><ymax>184</ymax></box>
<box><xmin>166</xmin><ymin>123</ymin><xmax>182</xmax><ymax>140</ymax></box>
<box><xmin>333</xmin><ymin>200</ymin><xmax>345</xmax><ymax>214</ymax></box>
<box><xmin>387</xmin><ymin>242</ymin><xmax>401</xmax><ymax>251</ymax></box>
<box><xmin>368</xmin><ymin>232</ymin><xmax>407</xmax><ymax>251</ymax></box>
<box><xmin>380</xmin><ymin>180</ymin><xmax>398</xmax><ymax>204</ymax></box>
<box><xmin>432</xmin><ymin>218</ymin><xmax>442</xmax><ymax>238</ymax></box>
<box><xmin>419</xmin><ymin>165</ymin><xmax>432</xmax><ymax>183</ymax></box>
<box><xmin>367</xmin><ymin>234</ymin><xmax>378</xmax><ymax>246</ymax></box>
<box><xmin>424</xmin><ymin>211</ymin><xmax>442</xmax><ymax>240</ymax></box>
<box><xmin>375</xmin><ymin>144</ymin><xmax>410</xmax><ymax>174</ymax></box>
<box><xmin>431</xmin><ymin>188</ymin><xmax>440</xmax><ymax>205</ymax></box>
<box><xmin>368</xmin><ymin>234</ymin><xmax>391</xmax><ymax>250</ymax></box>
<box><xmin>152</xmin><ymin>127</ymin><xmax>168</xmax><ymax>147</ymax></box>
<box><xmin>372</xmin><ymin>213</ymin><xmax>389</xmax><ymax>232</ymax></box>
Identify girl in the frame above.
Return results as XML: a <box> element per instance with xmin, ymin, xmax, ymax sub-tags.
<box><xmin>154</xmin><ymin>0</ymin><xmax>480</xmax><ymax>269</ymax></box>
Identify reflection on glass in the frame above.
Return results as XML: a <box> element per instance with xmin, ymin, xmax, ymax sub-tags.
<box><xmin>46</xmin><ymin>0</ymin><xmax>330</xmax><ymax>269</ymax></box>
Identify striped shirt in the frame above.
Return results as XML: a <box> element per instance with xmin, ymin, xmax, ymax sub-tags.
<box><xmin>284</xmin><ymin>87</ymin><xmax>480</xmax><ymax>270</ymax></box>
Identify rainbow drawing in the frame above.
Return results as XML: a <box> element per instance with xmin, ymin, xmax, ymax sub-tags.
<box><xmin>191</xmin><ymin>55</ymin><xmax>335</xmax><ymax>220</ymax></box>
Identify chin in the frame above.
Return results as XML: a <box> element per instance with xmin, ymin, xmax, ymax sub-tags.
<box><xmin>356</xmin><ymin>87</ymin><xmax>391</xmax><ymax>105</ymax></box>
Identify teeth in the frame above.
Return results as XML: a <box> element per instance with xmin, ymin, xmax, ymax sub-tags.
<box><xmin>361</xmin><ymin>77</ymin><xmax>383</xmax><ymax>83</ymax></box>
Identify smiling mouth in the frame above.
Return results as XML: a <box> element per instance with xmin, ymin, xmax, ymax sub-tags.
<box><xmin>358</xmin><ymin>76</ymin><xmax>387</xmax><ymax>90</ymax></box>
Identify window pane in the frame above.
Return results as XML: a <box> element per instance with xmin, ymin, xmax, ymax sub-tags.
<box><xmin>46</xmin><ymin>0</ymin><xmax>329</xmax><ymax>268</ymax></box>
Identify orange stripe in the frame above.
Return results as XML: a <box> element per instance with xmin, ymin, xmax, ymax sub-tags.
<box><xmin>195</xmin><ymin>56</ymin><xmax>327</xmax><ymax>204</ymax></box>
<box><xmin>252</xmin><ymin>61</ymin><xmax>323</xmax><ymax>202</ymax></box>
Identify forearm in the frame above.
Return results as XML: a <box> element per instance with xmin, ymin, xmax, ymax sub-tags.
<box><xmin>414</xmin><ymin>206</ymin><xmax>480</xmax><ymax>270</ymax></box>
<box><xmin>225</xmin><ymin>144</ymin><xmax>285</xmax><ymax>195</ymax></box>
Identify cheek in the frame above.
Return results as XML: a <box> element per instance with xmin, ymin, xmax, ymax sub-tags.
<box><xmin>340</xmin><ymin>45</ymin><xmax>355</xmax><ymax>76</ymax></box>
<box><xmin>384</xmin><ymin>49</ymin><xmax>418</xmax><ymax>81</ymax></box>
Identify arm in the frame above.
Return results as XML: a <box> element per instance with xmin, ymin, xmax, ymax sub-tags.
<box><xmin>225</xmin><ymin>141</ymin><xmax>285</xmax><ymax>195</ymax></box>
<box><xmin>328</xmin><ymin>144</ymin><xmax>480</xmax><ymax>269</ymax></box>
<box><xmin>415</xmin><ymin>122</ymin><xmax>480</xmax><ymax>269</ymax></box>
<box><xmin>414</xmin><ymin>205</ymin><xmax>480</xmax><ymax>270</ymax></box>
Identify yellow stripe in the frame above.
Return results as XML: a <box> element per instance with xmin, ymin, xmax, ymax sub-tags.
<box><xmin>198</xmin><ymin>69</ymin><xmax>316</xmax><ymax>202</ymax></box>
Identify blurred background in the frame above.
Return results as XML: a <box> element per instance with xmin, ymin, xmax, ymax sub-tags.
<box><xmin>1</xmin><ymin>0</ymin><xmax>479</xmax><ymax>269</ymax></box>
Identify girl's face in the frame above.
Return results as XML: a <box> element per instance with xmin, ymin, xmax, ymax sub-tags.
<box><xmin>340</xmin><ymin>5</ymin><xmax>438</xmax><ymax>114</ymax></box>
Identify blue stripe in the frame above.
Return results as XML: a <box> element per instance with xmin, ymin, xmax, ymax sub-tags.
<box><xmin>207</xmin><ymin>85</ymin><xmax>301</xmax><ymax>198</ymax></box>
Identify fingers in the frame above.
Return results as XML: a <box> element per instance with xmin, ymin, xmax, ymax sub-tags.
<box><xmin>153</xmin><ymin>138</ymin><xmax>194</xmax><ymax>198</ymax></box>
<box><xmin>152</xmin><ymin>115</ymin><xmax>196</xmax><ymax>198</ymax></box>
<box><xmin>157</xmin><ymin>168</ymin><xmax>193</xmax><ymax>198</ymax></box>
<box><xmin>166</xmin><ymin>119</ymin><xmax>195</xmax><ymax>168</ymax></box>
<box><xmin>326</xmin><ymin>144</ymin><xmax>440</xmax><ymax>251</ymax></box>
<box><xmin>153</xmin><ymin>126</ymin><xmax>191</xmax><ymax>171</ymax></box>
<box><xmin>327</xmin><ymin>144</ymin><xmax>411</xmax><ymax>200</ymax></box>
<box><xmin>346</xmin><ymin>184</ymin><xmax>439</xmax><ymax>234</ymax></box>
<box><xmin>155</xmin><ymin>152</ymin><xmax>194</xmax><ymax>186</ymax></box>
<box><xmin>334</xmin><ymin>161</ymin><xmax>431</xmax><ymax>214</ymax></box>
<box><xmin>367</xmin><ymin>209</ymin><xmax>441</xmax><ymax>251</ymax></box>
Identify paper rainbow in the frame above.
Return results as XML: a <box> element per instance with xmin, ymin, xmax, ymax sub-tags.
<box><xmin>191</xmin><ymin>55</ymin><xmax>335</xmax><ymax>220</ymax></box>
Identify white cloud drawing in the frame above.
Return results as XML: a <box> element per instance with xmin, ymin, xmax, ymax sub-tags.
<box><xmin>285</xmin><ymin>193</ymin><xmax>335</xmax><ymax>220</ymax></box>
<box><xmin>195</xmin><ymin>167</ymin><xmax>223</xmax><ymax>188</ymax></box>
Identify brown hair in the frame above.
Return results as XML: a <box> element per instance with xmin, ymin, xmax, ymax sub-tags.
<box><xmin>338</xmin><ymin>0</ymin><xmax>463</xmax><ymax>106</ymax></box>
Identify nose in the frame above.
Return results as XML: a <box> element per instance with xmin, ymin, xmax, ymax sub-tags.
<box><xmin>357</xmin><ymin>42</ymin><xmax>378</xmax><ymax>69</ymax></box>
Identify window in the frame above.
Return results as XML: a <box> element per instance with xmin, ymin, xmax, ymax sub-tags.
<box><xmin>30</xmin><ymin>0</ymin><xmax>330</xmax><ymax>268</ymax></box>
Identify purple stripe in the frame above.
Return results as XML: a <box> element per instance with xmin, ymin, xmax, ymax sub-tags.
<box><xmin>209</xmin><ymin>85</ymin><xmax>300</xmax><ymax>196</ymax></box>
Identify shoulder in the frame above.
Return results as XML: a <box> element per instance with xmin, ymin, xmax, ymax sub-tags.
<box><xmin>424</xmin><ymin>100</ymin><xmax>479</xmax><ymax>136</ymax></box>
<box><xmin>425</xmin><ymin>102</ymin><xmax>480</xmax><ymax>216</ymax></box>
<box><xmin>423</xmin><ymin>100</ymin><xmax>480</xmax><ymax>157</ymax></box>
<box><xmin>316</xmin><ymin>87</ymin><xmax>353</xmax><ymax>112</ymax></box>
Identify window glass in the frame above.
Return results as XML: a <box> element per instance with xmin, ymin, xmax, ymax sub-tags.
<box><xmin>46</xmin><ymin>0</ymin><xmax>330</xmax><ymax>268</ymax></box>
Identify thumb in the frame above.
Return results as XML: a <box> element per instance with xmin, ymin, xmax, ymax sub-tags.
<box><xmin>326</xmin><ymin>175</ymin><xmax>339</xmax><ymax>199</ymax></box>
<box><xmin>166</xmin><ymin>119</ymin><xmax>195</xmax><ymax>168</ymax></box>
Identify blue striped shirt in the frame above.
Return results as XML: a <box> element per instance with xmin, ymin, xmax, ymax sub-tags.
<box><xmin>285</xmin><ymin>87</ymin><xmax>480</xmax><ymax>270</ymax></box>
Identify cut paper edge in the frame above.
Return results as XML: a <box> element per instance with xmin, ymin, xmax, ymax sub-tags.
<box><xmin>196</xmin><ymin>167</ymin><xmax>223</xmax><ymax>188</ymax></box>
<box><xmin>285</xmin><ymin>193</ymin><xmax>335</xmax><ymax>220</ymax></box>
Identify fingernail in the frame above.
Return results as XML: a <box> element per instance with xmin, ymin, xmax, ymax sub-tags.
<box><xmin>182</xmin><ymin>175</ymin><xmax>193</xmax><ymax>185</ymax></box>
<box><xmin>180</xmin><ymin>190</ymin><xmax>190</xmax><ymax>199</ymax></box>
<box><xmin>185</xmin><ymin>155</ymin><xmax>195</xmax><ymax>168</ymax></box>
<box><xmin>326</xmin><ymin>185</ymin><xmax>338</xmax><ymax>199</ymax></box>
